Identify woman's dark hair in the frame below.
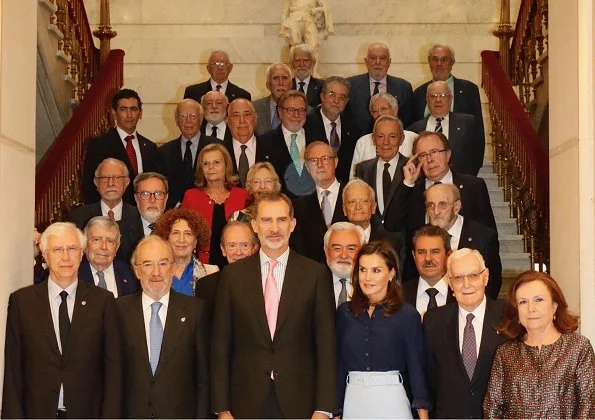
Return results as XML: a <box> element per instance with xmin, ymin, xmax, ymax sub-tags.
<box><xmin>349</xmin><ymin>241</ymin><xmax>403</xmax><ymax>316</ymax></box>
<box><xmin>498</xmin><ymin>270</ymin><xmax>579</xmax><ymax>340</ymax></box>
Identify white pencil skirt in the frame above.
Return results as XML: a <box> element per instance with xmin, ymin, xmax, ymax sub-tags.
<box><xmin>342</xmin><ymin>370</ymin><xmax>413</xmax><ymax>419</ymax></box>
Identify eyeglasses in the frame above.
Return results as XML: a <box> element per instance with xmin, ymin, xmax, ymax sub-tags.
<box><xmin>136</xmin><ymin>191</ymin><xmax>167</xmax><ymax>200</ymax></box>
<box><xmin>418</xmin><ymin>149</ymin><xmax>447</xmax><ymax>162</ymax></box>
<box><xmin>371</xmin><ymin>105</ymin><xmax>392</xmax><ymax>115</ymax></box>
<box><xmin>251</xmin><ymin>178</ymin><xmax>275</xmax><ymax>187</ymax></box>
<box><xmin>48</xmin><ymin>246</ymin><xmax>81</xmax><ymax>256</ymax></box>
<box><xmin>280</xmin><ymin>107</ymin><xmax>307</xmax><ymax>116</ymax></box>
<box><xmin>95</xmin><ymin>175</ymin><xmax>128</xmax><ymax>183</ymax></box>
<box><xmin>425</xmin><ymin>201</ymin><xmax>455</xmax><ymax>211</ymax></box>
<box><xmin>223</xmin><ymin>242</ymin><xmax>253</xmax><ymax>252</ymax></box>
<box><xmin>346</xmin><ymin>198</ymin><xmax>371</xmax><ymax>207</ymax></box>
<box><xmin>136</xmin><ymin>260</ymin><xmax>172</xmax><ymax>272</ymax></box>
<box><xmin>450</xmin><ymin>268</ymin><xmax>487</xmax><ymax>284</ymax></box>
<box><xmin>208</xmin><ymin>61</ymin><xmax>229</xmax><ymax>68</ymax></box>
<box><xmin>179</xmin><ymin>113</ymin><xmax>199</xmax><ymax>121</ymax></box>
<box><xmin>306</xmin><ymin>156</ymin><xmax>335</xmax><ymax>166</ymax></box>
<box><xmin>325</xmin><ymin>91</ymin><xmax>348</xmax><ymax>102</ymax></box>
<box><xmin>428</xmin><ymin>93</ymin><xmax>451</xmax><ymax>100</ymax></box>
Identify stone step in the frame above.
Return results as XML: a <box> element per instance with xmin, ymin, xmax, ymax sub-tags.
<box><xmin>492</xmin><ymin>202</ymin><xmax>512</xmax><ymax>219</ymax></box>
<box><xmin>488</xmin><ymin>186</ymin><xmax>504</xmax><ymax>203</ymax></box>
<box><xmin>479</xmin><ymin>173</ymin><xmax>499</xmax><ymax>189</ymax></box>
<box><xmin>499</xmin><ymin>235</ymin><xmax>525</xmax><ymax>253</ymax></box>
<box><xmin>501</xmin><ymin>252</ymin><xmax>532</xmax><ymax>273</ymax></box>
<box><xmin>496</xmin><ymin>219</ymin><xmax>518</xmax><ymax>235</ymax></box>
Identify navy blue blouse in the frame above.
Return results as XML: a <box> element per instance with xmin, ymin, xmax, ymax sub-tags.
<box><xmin>336</xmin><ymin>302</ymin><xmax>430</xmax><ymax>410</ymax></box>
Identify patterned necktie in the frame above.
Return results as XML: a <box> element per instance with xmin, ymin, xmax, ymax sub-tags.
<box><xmin>183</xmin><ymin>140</ymin><xmax>193</xmax><ymax>180</ymax></box>
<box><xmin>211</xmin><ymin>125</ymin><xmax>218</xmax><ymax>138</ymax></box>
<box><xmin>124</xmin><ymin>135</ymin><xmax>138</xmax><ymax>175</ymax></box>
<box><xmin>337</xmin><ymin>278</ymin><xmax>348</xmax><ymax>307</ymax></box>
<box><xmin>289</xmin><ymin>133</ymin><xmax>302</xmax><ymax>176</ymax></box>
<box><xmin>59</xmin><ymin>291</ymin><xmax>70</xmax><ymax>353</ymax></box>
<box><xmin>96</xmin><ymin>271</ymin><xmax>107</xmax><ymax>290</ymax></box>
<box><xmin>435</xmin><ymin>117</ymin><xmax>443</xmax><ymax>133</ymax></box>
<box><xmin>462</xmin><ymin>313</ymin><xmax>477</xmax><ymax>380</ymax></box>
<box><xmin>215</xmin><ymin>84</ymin><xmax>222</xmax><ymax>91</ymax></box>
<box><xmin>382</xmin><ymin>162</ymin><xmax>391</xmax><ymax>209</ymax></box>
<box><xmin>264</xmin><ymin>260</ymin><xmax>279</xmax><ymax>339</ymax></box>
<box><xmin>149</xmin><ymin>302</ymin><xmax>164</xmax><ymax>375</ymax></box>
<box><xmin>238</xmin><ymin>144</ymin><xmax>249</xmax><ymax>187</ymax></box>
<box><xmin>321</xmin><ymin>190</ymin><xmax>333</xmax><ymax>226</ymax></box>
<box><xmin>329</xmin><ymin>121</ymin><xmax>340</xmax><ymax>153</ymax></box>
<box><xmin>272</xmin><ymin>106</ymin><xmax>281</xmax><ymax>129</ymax></box>
<box><xmin>148</xmin><ymin>223</ymin><xmax>156</xmax><ymax>233</ymax></box>
<box><xmin>298</xmin><ymin>81</ymin><xmax>305</xmax><ymax>93</ymax></box>
<box><xmin>372</xmin><ymin>81</ymin><xmax>381</xmax><ymax>96</ymax></box>
<box><xmin>426</xmin><ymin>287</ymin><xmax>439</xmax><ymax>311</ymax></box>
<box><xmin>107</xmin><ymin>209</ymin><xmax>115</xmax><ymax>220</ymax></box>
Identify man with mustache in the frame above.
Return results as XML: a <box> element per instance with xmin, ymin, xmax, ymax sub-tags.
<box><xmin>253</xmin><ymin>63</ymin><xmax>293</xmax><ymax>135</ymax></box>
<box><xmin>133</xmin><ymin>172</ymin><xmax>169</xmax><ymax>236</ymax></box>
<box><xmin>289</xmin><ymin>44</ymin><xmax>323</xmax><ymax>108</ymax></box>
<box><xmin>323</xmin><ymin>222</ymin><xmax>365</xmax><ymax>308</ymax></box>
<box><xmin>402</xmin><ymin>224</ymin><xmax>455</xmax><ymax>317</ymax></box>
<box><xmin>212</xmin><ymin>192</ymin><xmax>336</xmax><ymax>418</ymax></box>
<box><xmin>201</xmin><ymin>90</ymin><xmax>231</xmax><ymax>142</ymax></box>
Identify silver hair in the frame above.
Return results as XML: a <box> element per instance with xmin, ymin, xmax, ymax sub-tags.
<box><xmin>426</xmin><ymin>80</ymin><xmax>453</xmax><ymax>98</ymax></box>
<box><xmin>133</xmin><ymin>172</ymin><xmax>169</xmax><ymax>193</ymax></box>
<box><xmin>208</xmin><ymin>50</ymin><xmax>231</xmax><ymax>63</ymax></box>
<box><xmin>446</xmin><ymin>248</ymin><xmax>486</xmax><ymax>275</ymax></box>
<box><xmin>323</xmin><ymin>222</ymin><xmax>366</xmax><ymax>250</ymax></box>
<box><xmin>130</xmin><ymin>234</ymin><xmax>173</xmax><ymax>266</ymax></box>
<box><xmin>305</xmin><ymin>141</ymin><xmax>336</xmax><ymax>159</ymax></box>
<box><xmin>84</xmin><ymin>216</ymin><xmax>121</xmax><ymax>241</ymax></box>
<box><xmin>200</xmin><ymin>90</ymin><xmax>229</xmax><ymax>109</ymax></box>
<box><xmin>427</xmin><ymin>44</ymin><xmax>456</xmax><ymax>64</ymax></box>
<box><xmin>368</xmin><ymin>92</ymin><xmax>399</xmax><ymax>115</ymax></box>
<box><xmin>372</xmin><ymin>115</ymin><xmax>404</xmax><ymax>140</ymax></box>
<box><xmin>39</xmin><ymin>222</ymin><xmax>86</xmax><ymax>253</ymax></box>
<box><xmin>174</xmin><ymin>98</ymin><xmax>204</xmax><ymax>120</ymax></box>
<box><xmin>342</xmin><ymin>177</ymin><xmax>376</xmax><ymax>204</ymax></box>
<box><xmin>94</xmin><ymin>157</ymin><xmax>129</xmax><ymax>178</ymax></box>
<box><xmin>289</xmin><ymin>44</ymin><xmax>316</xmax><ymax>64</ymax></box>
<box><xmin>265</xmin><ymin>63</ymin><xmax>292</xmax><ymax>83</ymax></box>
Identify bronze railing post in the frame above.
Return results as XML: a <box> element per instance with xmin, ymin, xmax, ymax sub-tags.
<box><xmin>92</xmin><ymin>0</ymin><xmax>117</xmax><ymax>65</ymax></box>
<box><xmin>493</xmin><ymin>0</ymin><xmax>514</xmax><ymax>78</ymax></box>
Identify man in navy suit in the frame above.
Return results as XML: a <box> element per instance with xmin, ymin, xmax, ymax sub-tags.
<box><xmin>200</xmin><ymin>90</ymin><xmax>232</xmax><ymax>142</ymax></box>
<box><xmin>184</xmin><ymin>50</ymin><xmax>251</xmax><ymax>103</ymax></box>
<box><xmin>82</xmin><ymin>89</ymin><xmax>158</xmax><ymax>205</ymax></box>
<box><xmin>346</xmin><ymin>42</ymin><xmax>414</xmax><ymax>133</ymax></box>
<box><xmin>289</xmin><ymin>44</ymin><xmax>323</xmax><ymax>108</ymax></box>
<box><xmin>412</xmin><ymin>44</ymin><xmax>484</xmax><ymax>135</ymax></box>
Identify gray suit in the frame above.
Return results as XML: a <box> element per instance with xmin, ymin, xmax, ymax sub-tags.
<box><xmin>253</xmin><ymin>96</ymin><xmax>273</xmax><ymax>136</ymax></box>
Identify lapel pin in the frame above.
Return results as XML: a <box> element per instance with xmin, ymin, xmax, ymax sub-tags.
<box><xmin>123</xmin><ymin>279</ymin><xmax>128</xmax><ymax>283</ymax></box>
<box><xmin>181</xmin><ymin>317</ymin><xmax>186</xmax><ymax>322</ymax></box>
<box><xmin>468</xmin><ymin>237</ymin><xmax>472</xmax><ymax>241</ymax></box>
<box><xmin>457</xmin><ymin>127</ymin><xmax>461</xmax><ymax>131</ymax></box>
<box><xmin>81</xmin><ymin>301</ymin><xmax>87</xmax><ymax>306</ymax></box>
<box><xmin>459</xmin><ymin>90</ymin><xmax>463</xmax><ymax>94</ymax></box>
<box><xmin>459</xmin><ymin>184</ymin><xmax>464</xmax><ymax>189</ymax></box>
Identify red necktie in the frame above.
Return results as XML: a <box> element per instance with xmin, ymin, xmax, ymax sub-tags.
<box><xmin>124</xmin><ymin>135</ymin><xmax>138</xmax><ymax>176</ymax></box>
<box><xmin>107</xmin><ymin>210</ymin><xmax>115</xmax><ymax>220</ymax></box>
<box><xmin>215</xmin><ymin>84</ymin><xmax>222</xmax><ymax>91</ymax></box>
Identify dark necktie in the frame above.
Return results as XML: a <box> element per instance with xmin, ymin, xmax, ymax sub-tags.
<box><xmin>59</xmin><ymin>291</ymin><xmax>70</xmax><ymax>353</ymax></box>
<box><xmin>238</xmin><ymin>144</ymin><xmax>249</xmax><ymax>187</ymax></box>
<box><xmin>107</xmin><ymin>209</ymin><xmax>114</xmax><ymax>220</ymax></box>
<box><xmin>96</xmin><ymin>271</ymin><xmax>107</xmax><ymax>289</ymax></box>
<box><xmin>298</xmin><ymin>81</ymin><xmax>305</xmax><ymax>93</ymax></box>
<box><xmin>435</xmin><ymin>117</ymin><xmax>443</xmax><ymax>133</ymax></box>
<box><xmin>183</xmin><ymin>140</ymin><xmax>193</xmax><ymax>180</ymax></box>
<box><xmin>215</xmin><ymin>84</ymin><xmax>222</xmax><ymax>91</ymax></box>
<box><xmin>426</xmin><ymin>287</ymin><xmax>439</xmax><ymax>311</ymax></box>
<box><xmin>462</xmin><ymin>313</ymin><xmax>477</xmax><ymax>379</ymax></box>
<box><xmin>372</xmin><ymin>81</ymin><xmax>381</xmax><ymax>96</ymax></box>
<box><xmin>382</xmin><ymin>162</ymin><xmax>391</xmax><ymax>208</ymax></box>
<box><xmin>272</xmin><ymin>106</ymin><xmax>281</xmax><ymax>129</ymax></box>
<box><xmin>148</xmin><ymin>223</ymin><xmax>156</xmax><ymax>232</ymax></box>
<box><xmin>124</xmin><ymin>134</ymin><xmax>138</xmax><ymax>176</ymax></box>
<box><xmin>329</xmin><ymin>121</ymin><xmax>340</xmax><ymax>153</ymax></box>
<box><xmin>337</xmin><ymin>278</ymin><xmax>348</xmax><ymax>307</ymax></box>
<box><xmin>211</xmin><ymin>125</ymin><xmax>218</xmax><ymax>138</ymax></box>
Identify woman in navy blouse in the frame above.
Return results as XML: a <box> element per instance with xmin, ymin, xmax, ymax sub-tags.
<box><xmin>336</xmin><ymin>241</ymin><xmax>430</xmax><ymax>419</ymax></box>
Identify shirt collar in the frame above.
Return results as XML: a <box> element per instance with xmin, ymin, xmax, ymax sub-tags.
<box><xmin>259</xmin><ymin>247</ymin><xmax>290</xmax><ymax>266</ymax></box>
<box><xmin>458</xmin><ymin>295</ymin><xmax>487</xmax><ymax>318</ymax></box>
<box><xmin>89</xmin><ymin>262</ymin><xmax>114</xmax><ymax>276</ymax></box>
<box><xmin>425</xmin><ymin>169</ymin><xmax>453</xmax><ymax>189</ymax></box>
<box><xmin>142</xmin><ymin>290</ymin><xmax>170</xmax><ymax>310</ymax></box>
<box><xmin>48</xmin><ymin>277</ymin><xmax>78</xmax><ymax>299</ymax></box>
<box><xmin>115</xmin><ymin>126</ymin><xmax>137</xmax><ymax>140</ymax></box>
<box><xmin>295</xmin><ymin>75</ymin><xmax>311</xmax><ymax>84</ymax></box>
<box><xmin>100</xmin><ymin>199</ymin><xmax>123</xmax><ymax>213</ymax></box>
<box><xmin>332</xmin><ymin>272</ymin><xmax>351</xmax><ymax>286</ymax></box>
<box><xmin>233</xmin><ymin>135</ymin><xmax>256</xmax><ymax>149</ymax></box>
<box><xmin>281</xmin><ymin>125</ymin><xmax>304</xmax><ymax>137</ymax></box>
<box><xmin>316</xmin><ymin>177</ymin><xmax>340</xmax><ymax>197</ymax></box>
<box><xmin>210</xmin><ymin>79</ymin><xmax>229</xmax><ymax>90</ymax></box>
<box><xmin>448</xmin><ymin>214</ymin><xmax>464</xmax><ymax>239</ymax></box>
<box><xmin>378</xmin><ymin>152</ymin><xmax>400</xmax><ymax>166</ymax></box>
<box><xmin>320</xmin><ymin>108</ymin><xmax>340</xmax><ymax>125</ymax></box>
<box><xmin>417</xmin><ymin>275</ymin><xmax>449</xmax><ymax>299</ymax></box>
<box><xmin>369</xmin><ymin>75</ymin><xmax>387</xmax><ymax>85</ymax></box>
<box><xmin>181</xmin><ymin>132</ymin><xmax>201</xmax><ymax>144</ymax></box>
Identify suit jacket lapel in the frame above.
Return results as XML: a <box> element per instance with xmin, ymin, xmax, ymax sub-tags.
<box><xmin>275</xmin><ymin>251</ymin><xmax>303</xmax><ymax>337</ymax></box>
<box><xmin>35</xmin><ymin>282</ymin><xmax>61</xmax><ymax>357</ymax></box>
<box><xmin>384</xmin><ymin>154</ymin><xmax>406</xmax><ymax>211</ymax></box>
<box><xmin>155</xmin><ymin>292</ymin><xmax>187</xmax><ymax>377</ymax></box>
<box><xmin>77</xmin><ymin>259</ymin><xmax>94</xmax><ymax>285</ymax></box>
<box><xmin>306</xmin><ymin>192</ymin><xmax>326</xmax><ymax>230</ymax></box>
<box><xmin>471</xmin><ymin>299</ymin><xmax>501</xmax><ymax>384</ymax></box>
<box><xmin>458</xmin><ymin>219</ymin><xmax>475</xmax><ymax>250</ymax></box>
<box><xmin>444</xmin><ymin>303</ymin><xmax>470</xmax><ymax>383</ymax></box>
<box><xmin>224</xmin><ymin>137</ymin><xmax>239</xmax><ymax>173</ymax></box>
<box><xmin>332</xmin><ymin>183</ymin><xmax>345</xmax><ymax>223</ymax></box>
<box><xmin>127</xmin><ymin>293</ymin><xmax>152</xmax><ymax>374</ymax></box>
<box><xmin>65</xmin><ymin>282</ymin><xmax>92</xmax><ymax>357</ymax></box>
<box><xmin>243</xmin><ymin>255</ymin><xmax>272</xmax><ymax>342</ymax></box>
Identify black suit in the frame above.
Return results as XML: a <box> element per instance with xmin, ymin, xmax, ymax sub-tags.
<box><xmin>195</xmin><ymin>271</ymin><xmax>220</xmax><ymax>340</ymax></box>
<box><xmin>260</xmin><ymin>126</ymin><xmax>316</xmax><ymax>198</ymax></box>
<box><xmin>118</xmin><ymin>291</ymin><xmax>209</xmax><ymax>418</ymax></box>
<box><xmin>346</xmin><ymin>73</ymin><xmax>414</xmax><ymax>134</ymax></box>
<box><xmin>412</xmin><ymin>76</ymin><xmax>484</xmax><ymax>137</ymax></box>
<box><xmin>292</xmin><ymin>76</ymin><xmax>323</xmax><ymax>108</ymax></box>
<box><xmin>201</xmin><ymin>120</ymin><xmax>232</xmax><ymax>144</ymax></box>
<box><xmin>82</xmin><ymin>127</ymin><xmax>158</xmax><ymax>205</ymax></box>
<box><xmin>369</xmin><ymin>214</ymin><xmax>403</xmax><ymax>256</ymax></box>
<box><xmin>291</xmin><ymin>183</ymin><xmax>347</xmax><ymax>262</ymax></box>
<box><xmin>304</xmin><ymin>109</ymin><xmax>362</xmax><ymax>183</ymax></box>
<box><xmin>2</xmin><ymin>281</ymin><xmax>122</xmax><ymax>418</ymax></box>
<box><xmin>211</xmin><ymin>251</ymin><xmax>337</xmax><ymax>418</ymax></box>
<box><xmin>408</xmin><ymin>112</ymin><xmax>484</xmax><ymax>176</ymax></box>
<box><xmin>184</xmin><ymin>79</ymin><xmax>251</xmax><ymax>102</ymax></box>
<box><xmin>354</xmin><ymin>154</ymin><xmax>410</xmax><ymax>230</ymax></box>
<box><xmin>423</xmin><ymin>299</ymin><xmax>505</xmax><ymax>419</ymax></box>
<box><xmin>66</xmin><ymin>201</ymin><xmax>144</xmax><ymax>264</ymax></box>
<box><xmin>223</xmin><ymin>135</ymin><xmax>274</xmax><ymax>187</ymax></box>
<box><xmin>402</xmin><ymin>278</ymin><xmax>456</xmax><ymax>308</ymax></box>
<box><xmin>156</xmin><ymin>134</ymin><xmax>221</xmax><ymax>209</ymax></box>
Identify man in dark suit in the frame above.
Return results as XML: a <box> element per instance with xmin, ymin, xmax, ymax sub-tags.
<box><xmin>412</xmin><ymin>44</ymin><xmax>484</xmax><ymax>135</ymax></box>
<box><xmin>200</xmin><ymin>90</ymin><xmax>232</xmax><ymax>142</ymax></box>
<box><xmin>289</xmin><ymin>44</ymin><xmax>323</xmax><ymax>108</ymax></box>
<box><xmin>82</xmin><ymin>88</ymin><xmax>158</xmax><ymax>205</ymax></box>
<box><xmin>425</xmin><ymin>183</ymin><xmax>502</xmax><ymax>299</ymax></box>
<box><xmin>3</xmin><ymin>222</ymin><xmax>122</xmax><ymax>418</ymax></box>
<box><xmin>304</xmin><ymin>76</ymin><xmax>362</xmax><ymax>183</ymax></box>
<box><xmin>423</xmin><ymin>248</ymin><xmax>505</xmax><ymax>418</ymax></box>
<box><xmin>224</xmin><ymin>98</ymin><xmax>274</xmax><ymax>187</ymax></box>
<box><xmin>157</xmin><ymin>99</ymin><xmax>219</xmax><ymax>209</ymax></box>
<box><xmin>347</xmin><ymin>42</ymin><xmax>414</xmax><ymax>133</ymax></box>
<box><xmin>212</xmin><ymin>192</ymin><xmax>336</xmax><ymax>418</ymax></box>
<box><xmin>119</xmin><ymin>235</ymin><xmax>208</xmax><ymax>418</ymax></box>
<box><xmin>408</xmin><ymin>81</ymin><xmax>483</xmax><ymax>176</ymax></box>
<box><xmin>292</xmin><ymin>141</ymin><xmax>347</xmax><ymax>262</ymax></box>
<box><xmin>134</xmin><ymin>172</ymin><xmax>169</xmax><ymax>237</ymax></box>
<box><xmin>68</xmin><ymin>157</ymin><xmax>143</xmax><ymax>263</ymax></box>
<box><xmin>253</xmin><ymin>63</ymin><xmax>293</xmax><ymax>135</ymax></box>
<box><xmin>184</xmin><ymin>50</ymin><xmax>251</xmax><ymax>103</ymax></box>
<box><xmin>355</xmin><ymin>115</ymin><xmax>410</xmax><ymax>230</ymax></box>
<box><xmin>402</xmin><ymin>224</ymin><xmax>454</xmax><ymax>315</ymax></box>
<box><xmin>261</xmin><ymin>90</ymin><xmax>316</xmax><ymax>198</ymax></box>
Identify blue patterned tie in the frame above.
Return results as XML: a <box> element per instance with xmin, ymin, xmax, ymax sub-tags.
<box><xmin>149</xmin><ymin>302</ymin><xmax>163</xmax><ymax>375</ymax></box>
<box><xmin>290</xmin><ymin>133</ymin><xmax>302</xmax><ymax>176</ymax></box>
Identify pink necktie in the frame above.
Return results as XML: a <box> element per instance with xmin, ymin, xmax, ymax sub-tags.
<box><xmin>264</xmin><ymin>260</ymin><xmax>279</xmax><ymax>339</ymax></box>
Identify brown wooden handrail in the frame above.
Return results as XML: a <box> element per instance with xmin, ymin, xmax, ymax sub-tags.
<box><xmin>481</xmin><ymin>50</ymin><xmax>549</xmax><ymax>269</ymax></box>
<box><xmin>35</xmin><ymin>49</ymin><xmax>125</xmax><ymax>229</ymax></box>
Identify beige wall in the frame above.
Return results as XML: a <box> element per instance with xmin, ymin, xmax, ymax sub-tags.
<box><xmin>0</xmin><ymin>0</ymin><xmax>37</xmax><ymax>395</ymax></box>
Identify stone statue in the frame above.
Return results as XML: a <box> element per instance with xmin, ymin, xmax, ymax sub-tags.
<box><xmin>280</xmin><ymin>0</ymin><xmax>334</xmax><ymax>76</ymax></box>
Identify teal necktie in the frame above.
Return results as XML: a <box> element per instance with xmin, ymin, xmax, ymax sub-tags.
<box><xmin>290</xmin><ymin>133</ymin><xmax>302</xmax><ymax>176</ymax></box>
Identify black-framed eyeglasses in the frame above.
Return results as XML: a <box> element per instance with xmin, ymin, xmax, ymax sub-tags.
<box><xmin>280</xmin><ymin>107</ymin><xmax>307</xmax><ymax>116</ymax></box>
<box><xmin>418</xmin><ymin>149</ymin><xmax>447</xmax><ymax>162</ymax></box>
<box><xmin>135</xmin><ymin>191</ymin><xmax>167</xmax><ymax>201</ymax></box>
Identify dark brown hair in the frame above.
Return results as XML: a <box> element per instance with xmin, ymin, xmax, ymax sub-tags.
<box><xmin>252</xmin><ymin>192</ymin><xmax>294</xmax><ymax>219</ymax></box>
<box><xmin>498</xmin><ymin>271</ymin><xmax>579</xmax><ymax>340</ymax></box>
<box><xmin>153</xmin><ymin>207</ymin><xmax>210</xmax><ymax>251</ymax></box>
<box><xmin>194</xmin><ymin>143</ymin><xmax>239</xmax><ymax>189</ymax></box>
<box><xmin>411</xmin><ymin>224</ymin><xmax>452</xmax><ymax>253</ymax></box>
<box><xmin>349</xmin><ymin>241</ymin><xmax>403</xmax><ymax>316</ymax></box>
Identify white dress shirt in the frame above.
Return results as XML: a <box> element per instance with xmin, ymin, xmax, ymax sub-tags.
<box><xmin>320</xmin><ymin>110</ymin><xmax>341</xmax><ymax>142</ymax></box>
<box><xmin>375</xmin><ymin>153</ymin><xmax>400</xmax><ymax>213</ymax></box>
<box><xmin>100</xmin><ymin>199</ymin><xmax>123</xmax><ymax>221</ymax></box>
<box><xmin>179</xmin><ymin>133</ymin><xmax>201</xmax><ymax>164</ymax></box>
<box><xmin>426</xmin><ymin>114</ymin><xmax>451</xmax><ymax>139</ymax></box>
<box><xmin>259</xmin><ymin>247</ymin><xmax>291</xmax><ymax>296</ymax></box>
<box><xmin>116</xmin><ymin>126</ymin><xmax>143</xmax><ymax>173</ymax></box>
<box><xmin>350</xmin><ymin>131</ymin><xmax>417</xmax><ymax>178</ymax></box>
<box><xmin>90</xmin><ymin>263</ymin><xmax>118</xmax><ymax>298</ymax></box>
<box><xmin>48</xmin><ymin>278</ymin><xmax>78</xmax><ymax>409</ymax></box>
<box><xmin>210</xmin><ymin>79</ymin><xmax>229</xmax><ymax>94</ymax></box>
<box><xmin>363</xmin><ymin>224</ymin><xmax>372</xmax><ymax>242</ymax></box>
<box><xmin>369</xmin><ymin>75</ymin><xmax>387</xmax><ymax>96</ymax></box>
<box><xmin>316</xmin><ymin>178</ymin><xmax>340</xmax><ymax>216</ymax></box>
<box><xmin>332</xmin><ymin>273</ymin><xmax>353</xmax><ymax>308</ymax></box>
<box><xmin>142</xmin><ymin>291</ymin><xmax>170</xmax><ymax>362</ymax></box>
<box><xmin>447</xmin><ymin>215</ymin><xmax>464</xmax><ymax>251</ymax></box>
<box><xmin>281</xmin><ymin>126</ymin><xmax>306</xmax><ymax>161</ymax></box>
<box><xmin>415</xmin><ymin>276</ymin><xmax>449</xmax><ymax>317</ymax></box>
<box><xmin>424</xmin><ymin>169</ymin><xmax>454</xmax><ymax>189</ymax></box>
<box><xmin>205</xmin><ymin>121</ymin><xmax>227</xmax><ymax>141</ymax></box>
<box><xmin>141</xmin><ymin>216</ymin><xmax>153</xmax><ymax>237</ymax></box>
<box><xmin>294</xmin><ymin>75</ymin><xmax>311</xmax><ymax>93</ymax></box>
<box><xmin>232</xmin><ymin>136</ymin><xmax>257</xmax><ymax>169</ymax></box>
<box><xmin>457</xmin><ymin>296</ymin><xmax>487</xmax><ymax>357</ymax></box>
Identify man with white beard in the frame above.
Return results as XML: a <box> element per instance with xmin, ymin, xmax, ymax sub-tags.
<box><xmin>133</xmin><ymin>172</ymin><xmax>169</xmax><ymax>236</ymax></box>
<box><xmin>200</xmin><ymin>90</ymin><xmax>230</xmax><ymax>142</ymax></box>
<box><xmin>323</xmin><ymin>221</ymin><xmax>366</xmax><ymax>308</ymax></box>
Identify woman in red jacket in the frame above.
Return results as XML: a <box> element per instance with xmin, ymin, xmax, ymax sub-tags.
<box><xmin>181</xmin><ymin>143</ymin><xmax>248</xmax><ymax>268</ymax></box>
